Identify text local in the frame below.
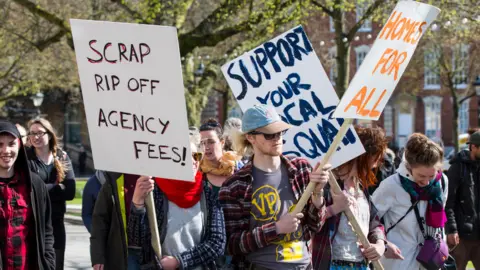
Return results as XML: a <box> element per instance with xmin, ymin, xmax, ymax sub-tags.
<box><xmin>97</xmin><ymin>108</ymin><xmax>170</xmax><ymax>135</ymax></box>
<box><xmin>227</xmin><ymin>26</ymin><xmax>313</xmax><ymax>100</ymax></box>
<box><xmin>87</xmin><ymin>40</ymin><xmax>151</xmax><ymax>64</ymax></box>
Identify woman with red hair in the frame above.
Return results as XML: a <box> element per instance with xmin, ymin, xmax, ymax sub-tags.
<box><xmin>311</xmin><ymin>126</ymin><xmax>388</xmax><ymax>270</ymax></box>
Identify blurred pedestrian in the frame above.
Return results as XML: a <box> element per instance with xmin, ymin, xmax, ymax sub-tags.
<box><xmin>26</xmin><ymin>118</ymin><xmax>76</xmax><ymax>270</ymax></box>
<box><xmin>446</xmin><ymin>131</ymin><xmax>480</xmax><ymax>269</ymax></box>
<box><xmin>0</xmin><ymin>120</ymin><xmax>55</xmax><ymax>269</ymax></box>
<box><xmin>81</xmin><ymin>170</ymin><xmax>106</xmax><ymax>233</ymax></box>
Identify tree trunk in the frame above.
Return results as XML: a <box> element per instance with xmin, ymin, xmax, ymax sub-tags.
<box><xmin>452</xmin><ymin>95</ymin><xmax>460</xmax><ymax>153</ymax></box>
<box><xmin>336</xmin><ymin>42</ymin><xmax>351</xmax><ymax>98</ymax></box>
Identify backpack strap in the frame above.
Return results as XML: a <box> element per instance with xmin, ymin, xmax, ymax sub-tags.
<box><xmin>386</xmin><ymin>200</ymin><xmax>419</xmax><ymax>235</ymax></box>
<box><xmin>413</xmin><ymin>202</ymin><xmax>427</xmax><ymax>238</ymax></box>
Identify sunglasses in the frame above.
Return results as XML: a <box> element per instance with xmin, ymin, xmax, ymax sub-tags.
<box><xmin>249</xmin><ymin>130</ymin><xmax>287</xmax><ymax>140</ymax></box>
<box><xmin>192</xmin><ymin>152</ymin><xmax>203</xmax><ymax>161</ymax></box>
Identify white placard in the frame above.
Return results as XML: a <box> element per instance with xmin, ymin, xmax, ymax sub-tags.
<box><xmin>222</xmin><ymin>26</ymin><xmax>365</xmax><ymax>168</ymax></box>
<box><xmin>71</xmin><ymin>19</ymin><xmax>193</xmax><ymax>181</ymax></box>
<box><xmin>334</xmin><ymin>1</ymin><xmax>440</xmax><ymax>120</ymax></box>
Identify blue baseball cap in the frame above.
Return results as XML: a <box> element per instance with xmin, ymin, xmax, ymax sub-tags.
<box><xmin>241</xmin><ymin>105</ymin><xmax>291</xmax><ymax>134</ymax></box>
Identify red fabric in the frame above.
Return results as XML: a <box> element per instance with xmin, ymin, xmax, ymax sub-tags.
<box><xmin>0</xmin><ymin>171</ymin><xmax>33</xmax><ymax>270</ymax></box>
<box><xmin>123</xmin><ymin>174</ymin><xmax>139</xmax><ymax>219</ymax></box>
<box><xmin>154</xmin><ymin>171</ymin><xmax>203</xmax><ymax>208</ymax></box>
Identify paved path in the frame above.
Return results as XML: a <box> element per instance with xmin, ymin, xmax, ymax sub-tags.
<box><xmin>64</xmin><ymin>223</ymin><xmax>91</xmax><ymax>270</ymax></box>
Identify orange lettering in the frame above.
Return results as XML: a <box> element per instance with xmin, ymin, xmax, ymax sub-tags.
<box><xmin>404</xmin><ymin>21</ymin><xmax>419</xmax><ymax>43</ymax></box>
<box><xmin>359</xmin><ymin>88</ymin><xmax>377</xmax><ymax>116</ymax></box>
<box><xmin>379</xmin><ymin>11</ymin><xmax>403</xmax><ymax>40</ymax></box>
<box><xmin>369</xmin><ymin>89</ymin><xmax>388</xmax><ymax>118</ymax></box>
<box><xmin>389</xmin><ymin>51</ymin><xmax>407</xmax><ymax>81</ymax></box>
<box><xmin>411</xmin><ymin>22</ymin><xmax>427</xmax><ymax>44</ymax></box>
<box><xmin>372</xmin><ymin>48</ymin><xmax>394</xmax><ymax>75</ymax></box>
<box><xmin>344</xmin><ymin>86</ymin><xmax>367</xmax><ymax>114</ymax></box>
<box><xmin>391</xmin><ymin>17</ymin><xmax>407</xmax><ymax>40</ymax></box>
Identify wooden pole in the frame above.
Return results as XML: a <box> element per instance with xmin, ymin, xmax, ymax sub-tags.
<box><xmin>291</xmin><ymin>119</ymin><xmax>384</xmax><ymax>270</ymax></box>
<box><xmin>145</xmin><ymin>191</ymin><xmax>162</xmax><ymax>259</ymax></box>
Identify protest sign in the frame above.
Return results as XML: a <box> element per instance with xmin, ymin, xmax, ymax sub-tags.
<box><xmin>334</xmin><ymin>1</ymin><xmax>440</xmax><ymax>120</ymax></box>
<box><xmin>70</xmin><ymin>19</ymin><xmax>193</xmax><ymax>182</ymax></box>
<box><xmin>221</xmin><ymin>25</ymin><xmax>365</xmax><ymax>168</ymax></box>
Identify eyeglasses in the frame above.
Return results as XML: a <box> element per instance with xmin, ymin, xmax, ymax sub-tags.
<box><xmin>28</xmin><ymin>131</ymin><xmax>47</xmax><ymax>138</ymax></box>
<box><xmin>192</xmin><ymin>152</ymin><xmax>203</xmax><ymax>161</ymax></box>
<box><xmin>200</xmin><ymin>139</ymin><xmax>219</xmax><ymax>147</ymax></box>
<box><xmin>249</xmin><ymin>130</ymin><xmax>287</xmax><ymax>140</ymax></box>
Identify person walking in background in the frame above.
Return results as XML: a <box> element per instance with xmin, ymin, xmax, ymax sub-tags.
<box><xmin>446</xmin><ymin>131</ymin><xmax>480</xmax><ymax>269</ymax></box>
<box><xmin>0</xmin><ymin>120</ymin><xmax>55</xmax><ymax>269</ymax></box>
<box><xmin>26</xmin><ymin>118</ymin><xmax>76</xmax><ymax>270</ymax></box>
<box><xmin>311</xmin><ymin>126</ymin><xmax>387</xmax><ymax>270</ymax></box>
<box><xmin>372</xmin><ymin>133</ymin><xmax>448</xmax><ymax>270</ymax></box>
<box><xmin>199</xmin><ymin>118</ymin><xmax>243</xmax><ymax>196</ymax></box>
<box><xmin>90</xmin><ymin>170</ymin><xmax>141</xmax><ymax>270</ymax></box>
<box><xmin>128</xmin><ymin>135</ymin><xmax>226</xmax><ymax>269</ymax></box>
<box><xmin>81</xmin><ymin>170</ymin><xmax>106</xmax><ymax>233</ymax></box>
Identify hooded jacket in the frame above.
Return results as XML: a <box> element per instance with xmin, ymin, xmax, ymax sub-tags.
<box><xmin>0</xmin><ymin>121</ymin><xmax>55</xmax><ymax>270</ymax></box>
<box><xmin>82</xmin><ymin>170</ymin><xmax>107</xmax><ymax>233</ymax></box>
<box><xmin>446</xmin><ymin>149</ymin><xmax>480</xmax><ymax>238</ymax></box>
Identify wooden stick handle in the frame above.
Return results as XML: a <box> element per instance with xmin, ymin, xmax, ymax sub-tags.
<box><xmin>145</xmin><ymin>191</ymin><xmax>162</xmax><ymax>259</ymax></box>
<box><xmin>291</xmin><ymin>119</ymin><xmax>353</xmax><ymax>215</ymax></box>
<box><xmin>328</xmin><ymin>172</ymin><xmax>385</xmax><ymax>270</ymax></box>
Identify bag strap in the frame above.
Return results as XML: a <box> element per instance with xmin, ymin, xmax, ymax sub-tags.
<box><xmin>413</xmin><ymin>202</ymin><xmax>427</xmax><ymax>238</ymax></box>
<box><xmin>386</xmin><ymin>200</ymin><xmax>419</xmax><ymax>235</ymax></box>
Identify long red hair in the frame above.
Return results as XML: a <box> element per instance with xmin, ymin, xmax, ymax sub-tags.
<box><xmin>337</xmin><ymin>126</ymin><xmax>388</xmax><ymax>188</ymax></box>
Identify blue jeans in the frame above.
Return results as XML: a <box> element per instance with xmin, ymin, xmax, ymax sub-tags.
<box><xmin>127</xmin><ymin>247</ymin><xmax>141</xmax><ymax>270</ymax></box>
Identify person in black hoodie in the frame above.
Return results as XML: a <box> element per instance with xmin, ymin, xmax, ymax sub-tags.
<box><xmin>0</xmin><ymin>120</ymin><xmax>55</xmax><ymax>269</ymax></box>
<box><xmin>446</xmin><ymin>131</ymin><xmax>480</xmax><ymax>269</ymax></box>
<box><xmin>26</xmin><ymin>118</ymin><xmax>75</xmax><ymax>270</ymax></box>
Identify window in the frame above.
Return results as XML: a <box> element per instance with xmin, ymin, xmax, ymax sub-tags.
<box><xmin>458</xmin><ymin>99</ymin><xmax>469</xmax><ymax>134</ymax></box>
<box><xmin>453</xmin><ymin>44</ymin><xmax>469</xmax><ymax>88</ymax></box>
<box><xmin>383</xmin><ymin>105</ymin><xmax>393</xmax><ymax>137</ymax></box>
<box><xmin>329</xmin><ymin>47</ymin><xmax>337</xmax><ymax>85</ymax></box>
<box><xmin>424</xmin><ymin>48</ymin><xmax>440</xmax><ymax>89</ymax></box>
<box><xmin>329</xmin><ymin>17</ymin><xmax>335</xmax><ymax>32</ymax></box>
<box><xmin>355</xmin><ymin>45</ymin><xmax>370</xmax><ymax>70</ymax></box>
<box><xmin>356</xmin><ymin>1</ymin><xmax>372</xmax><ymax>32</ymax></box>
<box><xmin>423</xmin><ymin>96</ymin><xmax>442</xmax><ymax>139</ymax></box>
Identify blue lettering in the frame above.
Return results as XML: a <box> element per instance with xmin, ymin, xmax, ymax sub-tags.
<box><xmin>256</xmin><ymin>91</ymin><xmax>270</xmax><ymax>104</ymax></box>
<box><xmin>271</xmin><ymin>90</ymin><xmax>284</xmax><ymax>107</ymax></box>
<box><xmin>299</xmin><ymin>99</ymin><xmax>318</xmax><ymax>122</ymax></box>
<box><xmin>264</xmin><ymin>42</ymin><xmax>281</xmax><ymax>72</ymax></box>
<box><xmin>287</xmin><ymin>73</ymin><xmax>311</xmax><ymax>95</ymax></box>
<box><xmin>277</xmin><ymin>81</ymin><xmax>294</xmax><ymax>99</ymax></box>
<box><xmin>294</xmin><ymin>132</ymin><xmax>320</xmax><ymax>159</ymax></box>
<box><xmin>294</xmin><ymin>26</ymin><xmax>313</xmax><ymax>54</ymax></box>
<box><xmin>310</xmin><ymin>125</ymin><xmax>330</xmax><ymax>153</ymax></box>
<box><xmin>277</xmin><ymin>39</ymin><xmax>294</xmax><ymax>66</ymax></box>
<box><xmin>227</xmin><ymin>63</ymin><xmax>247</xmax><ymax>100</ymax></box>
<box><xmin>239</xmin><ymin>56</ymin><xmax>262</xmax><ymax>89</ymax></box>
<box><xmin>254</xmin><ymin>48</ymin><xmax>271</xmax><ymax>80</ymax></box>
<box><xmin>283</xmin><ymin>102</ymin><xmax>303</xmax><ymax>126</ymax></box>
<box><xmin>311</xmin><ymin>91</ymin><xmax>336</xmax><ymax>115</ymax></box>
<box><xmin>336</xmin><ymin>118</ymin><xmax>357</xmax><ymax>146</ymax></box>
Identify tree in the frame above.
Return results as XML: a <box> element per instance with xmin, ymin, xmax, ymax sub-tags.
<box><xmin>1</xmin><ymin>0</ymin><xmax>307</xmax><ymax>125</ymax></box>
<box><xmin>310</xmin><ymin>0</ymin><xmax>393</xmax><ymax>97</ymax></box>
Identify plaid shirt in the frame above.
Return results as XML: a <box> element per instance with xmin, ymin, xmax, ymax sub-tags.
<box><xmin>0</xmin><ymin>172</ymin><xmax>33</xmax><ymax>270</ymax></box>
<box><xmin>310</xmin><ymin>182</ymin><xmax>385</xmax><ymax>270</ymax></box>
<box><xmin>218</xmin><ymin>155</ymin><xmax>327</xmax><ymax>269</ymax></box>
<box><xmin>128</xmin><ymin>180</ymin><xmax>226</xmax><ymax>270</ymax></box>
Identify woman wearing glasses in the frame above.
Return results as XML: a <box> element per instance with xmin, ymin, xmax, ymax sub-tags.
<box><xmin>199</xmin><ymin>119</ymin><xmax>243</xmax><ymax>196</ymax></box>
<box><xmin>26</xmin><ymin>118</ymin><xmax>76</xmax><ymax>270</ymax></box>
<box><xmin>128</xmin><ymin>133</ymin><xmax>226</xmax><ymax>270</ymax></box>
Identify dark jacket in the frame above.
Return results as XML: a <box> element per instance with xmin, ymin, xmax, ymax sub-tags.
<box><xmin>90</xmin><ymin>172</ymin><xmax>131</xmax><ymax>270</ymax></box>
<box><xmin>82</xmin><ymin>171</ymin><xmax>106</xmax><ymax>233</ymax></box>
<box><xmin>128</xmin><ymin>180</ymin><xmax>226</xmax><ymax>270</ymax></box>
<box><xmin>0</xmin><ymin>121</ymin><xmax>55</xmax><ymax>270</ymax></box>
<box><xmin>446</xmin><ymin>150</ymin><xmax>480</xmax><ymax>238</ymax></box>
<box><xmin>26</xmin><ymin>147</ymin><xmax>76</xmax><ymax>218</ymax></box>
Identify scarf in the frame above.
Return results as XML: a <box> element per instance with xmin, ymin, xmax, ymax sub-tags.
<box><xmin>200</xmin><ymin>151</ymin><xmax>239</xmax><ymax>176</ymax></box>
<box><xmin>399</xmin><ymin>172</ymin><xmax>446</xmax><ymax>228</ymax></box>
<box><xmin>154</xmin><ymin>171</ymin><xmax>203</xmax><ymax>209</ymax></box>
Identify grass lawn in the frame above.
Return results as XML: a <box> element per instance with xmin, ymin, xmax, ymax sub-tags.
<box><xmin>468</xmin><ymin>261</ymin><xmax>473</xmax><ymax>269</ymax></box>
<box><xmin>67</xmin><ymin>180</ymin><xmax>87</xmax><ymax>205</ymax></box>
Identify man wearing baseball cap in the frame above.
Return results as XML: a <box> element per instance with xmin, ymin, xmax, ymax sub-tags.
<box><xmin>446</xmin><ymin>130</ymin><xmax>480</xmax><ymax>269</ymax></box>
<box><xmin>219</xmin><ymin>105</ymin><xmax>329</xmax><ymax>269</ymax></box>
<box><xmin>0</xmin><ymin>120</ymin><xmax>55</xmax><ymax>270</ymax></box>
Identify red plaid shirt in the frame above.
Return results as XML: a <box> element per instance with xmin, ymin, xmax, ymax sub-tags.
<box><xmin>0</xmin><ymin>172</ymin><xmax>33</xmax><ymax>270</ymax></box>
<box><xmin>219</xmin><ymin>155</ymin><xmax>327</xmax><ymax>269</ymax></box>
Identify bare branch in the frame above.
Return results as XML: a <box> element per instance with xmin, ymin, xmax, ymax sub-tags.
<box><xmin>311</xmin><ymin>0</ymin><xmax>334</xmax><ymax>17</ymax></box>
<box><xmin>347</xmin><ymin>0</ymin><xmax>384</xmax><ymax>40</ymax></box>
<box><xmin>11</xmin><ymin>0</ymin><xmax>70</xmax><ymax>32</ymax></box>
<box><xmin>110</xmin><ymin>0</ymin><xmax>145</xmax><ymax>22</ymax></box>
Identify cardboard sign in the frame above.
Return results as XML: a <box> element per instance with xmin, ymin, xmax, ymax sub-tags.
<box><xmin>71</xmin><ymin>19</ymin><xmax>193</xmax><ymax>181</ymax></box>
<box><xmin>334</xmin><ymin>1</ymin><xmax>440</xmax><ymax>120</ymax></box>
<box><xmin>221</xmin><ymin>26</ymin><xmax>365</xmax><ymax>168</ymax></box>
